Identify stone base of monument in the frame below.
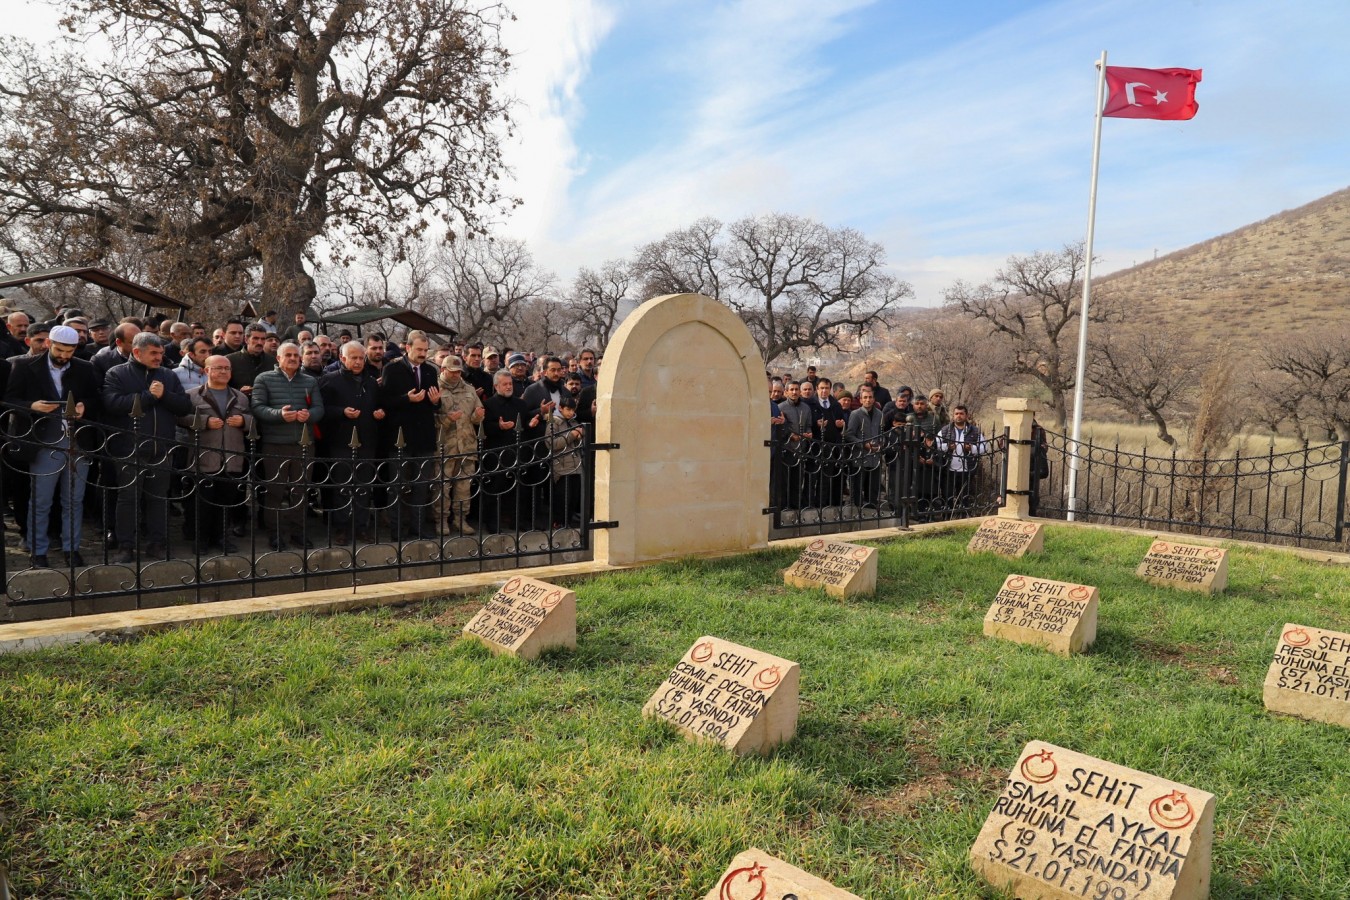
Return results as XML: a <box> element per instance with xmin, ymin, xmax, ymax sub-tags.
<box><xmin>783</xmin><ymin>539</ymin><xmax>878</xmax><ymax>599</ymax></box>
<box><xmin>1137</xmin><ymin>540</ymin><xmax>1229</xmax><ymax>594</ymax></box>
<box><xmin>984</xmin><ymin>575</ymin><xmax>1098</xmax><ymax>656</ymax></box>
<box><xmin>643</xmin><ymin>635</ymin><xmax>799</xmax><ymax>756</ymax></box>
<box><xmin>703</xmin><ymin>848</ymin><xmax>860</xmax><ymax>900</ymax></box>
<box><xmin>462</xmin><ymin>575</ymin><xmax>576</xmax><ymax>660</ymax></box>
<box><xmin>971</xmin><ymin>741</ymin><xmax>1215</xmax><ymax>900</ymax></box>
<box><xmin>968</xmin><ymin>517</ymin><xmax>1044</xmax><ymax>558</ymax></box>
<box><xmin>1263</xmin><ymin>623</ymin><xmax>1350</xmax><ymax>729</ymax></box>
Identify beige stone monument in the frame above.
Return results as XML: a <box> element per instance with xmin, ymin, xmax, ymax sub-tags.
<box><xmin>703</xmin><ymin>849</ymin><xmax>861</xmax><ymax>900</ymax></box>
<box><xmin>971</xmin><ymin>741</ymin><xmax>1215</xmax><ymax>900</ymax></box>
<box><xmin>969</xmin><ymin>517</ymin><xmax>1045</xmax><ymax>558</ymax></box>
<box><xmin>997</xmin><ymin>396</ymin><xmax>1042</xmax><ymax>520</ymax></box>
<box><xmin>1263</xmin><ymin>623</ymin><xmax>1350</xmax><ymax>728</ymax></box>
<box><xmin>643</xmin><ymin>635</ymin><xmax>799</xmax><ymax>756</ymax></box>
<box><xmin>1136</xmin><ymin>540</ymin><xmax>1229</xmax><ymax>594</ymax></box>
<box><xmin>595</xmin><ymin>293</ymin><xmax>768</xmax><ymax>566</ymax></box>
<box><xmin>783</xmin><ymin>539</ymin><xmax>878</xmax><ymax>598</ymax></box>
<box><xmin>462</xmin><ymin>575</ymin><xmax>576</xmax><ymax>660</ymax></box>
<box><xmin>984</xmin><ymin>575</ymin><xmax>1098</xmax><ymax>656</ymax></box>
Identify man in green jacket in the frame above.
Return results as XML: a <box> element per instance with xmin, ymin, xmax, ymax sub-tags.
<box><xmin>252</xmin><ymin>342</ymin><xmax>324</xmax><ymax>550</ymax></box>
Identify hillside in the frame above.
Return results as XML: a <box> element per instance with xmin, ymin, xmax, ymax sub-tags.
<box><xmin>1098</xmin><ymin>186</ymin><xmax>1350</xmax><ymax>351</ymax></box>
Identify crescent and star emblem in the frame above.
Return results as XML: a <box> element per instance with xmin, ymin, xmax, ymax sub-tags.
<box><xmin>690</xmin><ymin>641</ymin><xmax>715</xmax><ymax>663</ymax></box>
<box><xmin>1124</xmin><ymin>82</ymin><xmax>1168</xmax><ymax>107</ymax></box>
<box><xmin>719</xmin><ymin>862</ymin><xmax>767</xmax><ymax>900</ymax></box>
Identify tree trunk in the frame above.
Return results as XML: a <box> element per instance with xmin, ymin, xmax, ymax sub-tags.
<box><xmin>259</xmin><ymin>231</ymin><xmax>317</xmax><ymax>318</ymax></box>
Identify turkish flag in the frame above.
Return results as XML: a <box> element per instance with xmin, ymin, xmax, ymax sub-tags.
<box><xmin>1103</xmin><ymin>66</ymin><xmax>1202</xmax><ymax>120</ymax></box>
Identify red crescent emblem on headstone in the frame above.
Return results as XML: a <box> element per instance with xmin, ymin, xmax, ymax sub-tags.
<box><xmin>1006</xmin><ymin>576</ymin><xmax>1027</xmax><ymax>591</ymax></box>
<box><xmin>1282</xmin><ymin>627</ymin><xmax>1311</xmax><ymax>647</ymax></box>
<box><xmin>1069</xmin><ymin>586</ymin><xmax>1090</xmax><ymax>601</ymax></box>
<box><xmin>1018</xmin><ymin>749</ymin><xmax>1057</xmax><ymax>784</ymax></box>
<box><xmin>1204</xmin><ymin>548</ymin><xmax>1223</xmax><ymax>560</ymax></box>
<box><xmin>504</xmin><ymin>576</ymin><xmax>522</xmax><ymax>593</ymax></box>
<box><xmin>1151</xmin><ymin>541</ymin><xmax>1169</xmax><ymax>555</ymax></box>
<box><xmin>690</xmin><ymin>641</ymin><xmax>715</xmax><ymax>663</ymax></box>
<box><xmin>752</xmin><ymin>665</ymin><xmax>782</xmax><ymax>690</ymax></box>
<box><xmin>851</xmin><ymin>547</ymin><xmax>869</xmax><ymax>560</ymax></box>
<box><xmin>1022</xmin><ymin>523</ymin><xmax>1038</xmax><ymax>534</ymax></box>
<box><xmin>719</xmin><ymin>862</ymin><xmax>768</xmax><ymax>900</ymax></box>
<box><xmin>1149</xmin><ymin>790</ymin><xmax>1196</xmax><ymax>830</ymax></box>
<box><xmin>809</xmin><ymin>539</ymin><xmax>826</xmax><ymax>551</ymax></box>
<box><xmin>541</xmin><ymin>589</ymin><xmax>563</xmax><ymax>609</ymax></box>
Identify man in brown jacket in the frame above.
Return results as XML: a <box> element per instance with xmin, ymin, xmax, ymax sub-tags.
<box><xmin>435</xmin><ymin>355</ymin><xmax>484</xmax><ymax>535</ymax></box>
<box><xmin>179</xmin><ymin>356</ymin><xmax>253</xmax><ymax>554</ymax></box>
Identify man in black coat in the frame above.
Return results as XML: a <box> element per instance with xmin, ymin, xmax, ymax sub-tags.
<box><xmin>3</xmin><ymin>325</ymin><xmax>101</xmax><ymax>567</ymax></box>
<box><xmin>480</xmin><ymin>368</ymin><xmax>543</xmax><ymax>532</ymax></box>
<box><xmin>101</xmin><ymin>333</ymin><xmax>192</xmax><ymax>562</ymax></box>
<box><xmin>377</xmin><ymin>330</ymin><xmax>441</xmax><ymax>540</ymax></box>
<box><xmin>319</xmin><ymin>342</ymin><xmax>386</xmax><ymax>541</ymax></box>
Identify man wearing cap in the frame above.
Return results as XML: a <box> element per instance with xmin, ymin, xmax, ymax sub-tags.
<box><xmin>102</xmin><ymin>332</ymin><xmax>191</xmax><ymax>562</ymax></box>
<box><xmin>483</xmin><ymin>346</ymin><xmax>501</xmax><ymax>375</ymax></box>
<box><xmin>3</xmin><ymin>325</ymin><xmax>100</xmax><ymax>567</ymax></box>
<box><xmin>506</xmin><ymin>352</ymin><xmax>530</xmax><ymax>398</ymax></box>
<box><xmin>435</xmin><ymin>354</ymin><xmax>484</xmax><ymax>535</ymax></box>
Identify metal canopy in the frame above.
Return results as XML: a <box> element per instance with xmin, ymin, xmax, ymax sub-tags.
<box><xmin>317</xmin><ymin>306</ymin><xmax>457</xmax><ymax>336</ymax></box>
<box><xmin>0</xmin><ymin>266</ymin><xmax>191</xmax><ymax>310</ymax></box>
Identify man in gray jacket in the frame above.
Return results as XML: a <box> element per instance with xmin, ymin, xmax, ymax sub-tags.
<box><xmin>252</xmin><ymin>342</ymin><xmax>324</xmax><ymax>550</ymax></box>
<box><xmin>778</xmin><ymin>380</ymin><xmax>815</xmax><ymax>510</ymax></box>
<box><xmin>845</xmin><ymin>385</ymin><xmax>884</xmax><ymax>508</ymax></box>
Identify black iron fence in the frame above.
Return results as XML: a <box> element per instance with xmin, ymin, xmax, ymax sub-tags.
<box><xmin>1036</xmin><ymin>431</ymin><xmax>1350</xmax><ymax>548</ymax></box>
<box><xmin>768</xmin><ymin>424</ymin><xmax>1006</xmax><ymax>538</ymax></box>
<box><xmin>1</xmin><ymin>404</ymin><xmax>600</xmax><ymax>617</ymax></box>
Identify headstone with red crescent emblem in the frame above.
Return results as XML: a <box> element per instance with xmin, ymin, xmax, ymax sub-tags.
<box><xmin>971</xmin><ymin>741</ymin><xmax>1215</xmax><ymax>900</ymax></box>
<box><xmin>968</xmin><ymin>517</ymin><xmax>1046</xmax><ymax>559</ymax></box>
<box><xmin>462</xmin><ymin>575</ymin><xmax>576</xmax><ymax>660</ymax></box>
<box><xmin>1136</xmin><ymin>540</ymin><xmax>1228</xmax><ymax>594</ymax></box>
<box><xmin>643</xmin><ymin>635</ymin><xmax>799</xmax><ymax>756</ymax></box>
<box><xmin>703</xmin><ymin>848</ymin><xmax>861</xmax><ymax>900</ymax></box>
<box><xmin>783</xmin><ymin>538</ymin><xmax>877</xmax><ymax>598</ymax></box>
<box><xmin>984</xmin><ymin>575</ymin><xmax>1098</xmax><ymax>657</ymax></box>
<box><xmin>1263</xmin><ymin>622</ymin><xmax>1350</xmax><ymax>729</ymax></box>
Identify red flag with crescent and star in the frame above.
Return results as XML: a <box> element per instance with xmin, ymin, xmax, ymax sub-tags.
<box><xmin>1103</xmin><ymin>66</ymin><xmax>1202</xmax><ymax>120</ymax></box>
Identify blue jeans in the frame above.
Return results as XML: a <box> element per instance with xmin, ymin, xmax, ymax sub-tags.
<box><xmin>28</xmin><ymin>447</ymin><xmax>90</xmax><ymax>556</ymax></box>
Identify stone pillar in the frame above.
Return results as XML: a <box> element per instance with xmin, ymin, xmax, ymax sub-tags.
<box><xmin>997</xmin><ymin>397</ymin><xmax>1042</xmax><ymax>520</ymax></box>
<box><xmin>594</xmin><ymin>293</ymin><xmax>769</xmax><ymax>566</ymax></box>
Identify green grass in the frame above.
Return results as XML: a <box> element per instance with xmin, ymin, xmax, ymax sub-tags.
<box><xmin>2</xmin><ymin>527</ymin><xmax>1349</xmax><ymax>898</ymax></box>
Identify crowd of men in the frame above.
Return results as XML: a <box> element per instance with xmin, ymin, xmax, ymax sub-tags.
<box><xmin>767</xmin><ymin>367</ymin><xmax>998</xmax><ymax>519</ymax></box>
<box><xmin>0</xmin><ymin>302</ymin><xmax>999</xmax><ymax>571</ymax></box>
<box><xmin>0</xmin><ymin>308</ymin><xmax>602</xmax><ymax>569</ymax></box>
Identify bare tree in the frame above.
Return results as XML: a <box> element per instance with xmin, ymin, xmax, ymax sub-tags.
<box><xmin>946</xmin><ymin>242</ymin><xmax>1116</xmax><ymax>428</ymax></box>
<box><xmin>513</xmin><ymin>295</ymin><xmax>571</xmax><ymax>354</ymax></box>
<box><xmin>631</xmin><ymin>217</ymin><xmax>723</xmax><ymax>301</ymax></box>
<box><xmin>632</xmin><ymin>214</ymin><xmax>909</xmax><ymax>364</ymax></box>
<box><xmin>424</xmin><ymin>237</ymin><xmax>556</xmax><ymax>345</ymax></box>
<box><xmin>567</xmin><ymin>259</ymin><xmax>630</xmax><ymax>348</ymax></box>
<box><xmin>1087</xmin><ymin>329</ymin><xmax>1201</xmax><ymax>446</ymax></box>
<box><xmin>0</xmin><ymin>0</ymin><xmax>513</xmax><ymax>316</ymax></box>
<box><xmin>895</xmin><ymin>313</ymin><xmax>1017</xmax><ymax>410</ymax></box>
<box><xmin>1261</xmin><ymin>327</ymin><xmax>1350</xmax><ymax>441</ymax></box>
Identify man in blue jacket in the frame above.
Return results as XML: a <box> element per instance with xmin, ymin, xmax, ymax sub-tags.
<box><xmin>102</xmin><ymin>333</ymin><xmax>192</xmax><ymax>563</ymax></box>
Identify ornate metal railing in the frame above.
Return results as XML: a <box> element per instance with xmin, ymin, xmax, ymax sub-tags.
<box><xmin>1</xmin><ymin>401</ymin><xmax>600</xmax><ymax>618</ymax></box>
<box><xmin>1036</xmin><ymin>431</ymin><xmax>1350</xmax><ymax>547</ymax></box>
<box><xmin>768</xmin><ymin>423</ymin><xmax>1006</xmax><ymax>538</ymax></box>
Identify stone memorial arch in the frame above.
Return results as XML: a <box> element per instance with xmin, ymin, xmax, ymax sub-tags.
<box><xmin>594</xmin><ymin>293</ymin><xmax>769</xmax><ymax>566</ymax></box>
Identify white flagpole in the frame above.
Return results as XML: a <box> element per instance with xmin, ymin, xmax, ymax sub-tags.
<box><xmin>1066</xmin><ymin>50</ymin><xmax>1108</xmax><ymax>521</ymax></box>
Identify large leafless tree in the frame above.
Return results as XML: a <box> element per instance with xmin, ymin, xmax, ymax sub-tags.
<box><xmin>945</xmin><ymin>242</ymin><xmax>1116</xmax><ymax>428</ymax></box>
<box><xmin>0</xmin><ymin>0</ymin><xmax>514</xmax><ymax>318</ymax></box>
<box><xmin>567</xmin><ymin>259</ymin><xmax>630</xmax><ymax>348</ymax></box>
<box><xmin>422</xmin><ymin>236</ymin><xmax>556</xmax><ymax>346</ymax></box>
<box><xmin>894</xmin><ymin>313</ymin><xmax>1016</xmax><ymax>410</ymax></box>
<box><xmin>631</xmin><ymin>213</ymin><xmax>909</xmax><ymax>364</ymax></box>
<box><xmin>1087</xmin><ymin>329</ymin><xmax>1201</xmax><ymax>446</ymax></box>
<box><xmin>1261</xmin><ymin>327</ymin><xmax>1350</xmax><ymax>441</ymax></box>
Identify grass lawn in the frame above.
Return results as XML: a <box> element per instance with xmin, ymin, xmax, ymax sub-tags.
<box><xmin>2</xmin><ymin>526</ymin><xmax>1349</xmax><ymax>899</ymax></box>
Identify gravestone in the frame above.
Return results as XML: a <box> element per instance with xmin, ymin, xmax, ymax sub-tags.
<box><xmin>971</xmin><ymin>741</ymin><xmax>1215</xmax><ymax>900</ymax></box>
<box><xmin>643</xmin><ymin>635</ymin><xmax>799</xmax><ymax>756</ymax></box>
<box><xmin>1263</xmin><ymin>623</ymin><xmax>1350</xmax><ymax>728</ymax></box>
<box><xmin>1136</xmin><ymin>540</ymin><xmax>1228</xmax><ymax>595</ymax></box>
<box><xmin>984</xmin><ymin>575</ymin><xmax>1098</xmax><ymax>656</ymax></box>
<box><xmin>969</xmin><ymin>518</ymin><xmax>1045</xmax><ymax>558</ymax></box>
<box><xmin>462</xmin><ymin>575</ymin><xmax>576</xmax><ymax>660</ymax></box>
<box><xmin>704</xmin><ymin>849</ymin><xmax>861</xmax><ymax>900</ymax></box>
<box><xmin>783</xmin><ymin>539</ymin><xmax>877</xmax><ymax>598</ymax></box>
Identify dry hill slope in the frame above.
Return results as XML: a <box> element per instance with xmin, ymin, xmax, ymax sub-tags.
<box><xmin>1099</xmin><ymin>186</ymin><xmax>1350</xmax><ymax>352</ymax></box>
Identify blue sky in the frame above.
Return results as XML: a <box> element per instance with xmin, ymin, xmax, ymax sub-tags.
<box><xmin>11</xmin><ymin>0</ymin><xmax>1350</xmax><ymax>305</ymax></box>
